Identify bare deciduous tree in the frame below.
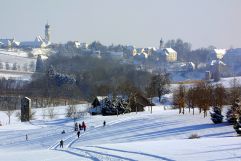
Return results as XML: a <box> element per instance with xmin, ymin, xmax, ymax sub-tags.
<box><xmin>185</xmin><ymin>87</ymin><xmax>197</xmax><ymax>115</ymax></box>
<box><xmin>212</xmin><ymin>84</ymin><xmax>226</xmax><ymax>109</ymax></box>
<box><xmin>173</xmin><ymin>84</ymin><xmax>186</xmax><ymax>114</ymax></box>
<box><xmin>2</xmin><ymin>100</ymin><xmax>15</xmax><ymax>124</ymax></box>
<box><xmin>195</xmin><ymin>81</ymin><xmax>213</xmax><ymax>117</ymax></box>
<box><xmin>229</xmin><ymin>78</ymin><xmax>241</xmax><ymax>105</ymax></box>
<box><xmin>47</xmin><ymin>107</ymin><xmax>56</xmax><ymax>119</ymax></box>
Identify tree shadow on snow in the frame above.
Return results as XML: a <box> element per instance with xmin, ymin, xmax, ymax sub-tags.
<box><xmin>201</xmin><ymin>131</ymin><xmax>234</xmax><ymax>137</ymax></box>
<box><xmin>207</xmin><ymin>155</ymin><xmax>241</xmax><ymax>161</ymax></box>
<box><xmin>78</xmin><ymin>120</ymin><xmax>180</xmax><ymax>143</ymax></box>
<box><xmin>182</xmin><ymin>146</ymin><xmax>241</xmax><ymax>155</ymax></box>
<box><xmin>119</xmin><ymin>123</ymin><xmax>228</xmax><ymax>141</ymax></box>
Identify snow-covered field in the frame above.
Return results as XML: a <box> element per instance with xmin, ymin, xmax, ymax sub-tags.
<box><xmin>0</xmin><ymin>49</ymin><xmax>36</xmax><ymax>80</ymax></box>
<box><xmin>0</xmin><ymin>48</ymin><xmax>50</xmax><ymax>80</ymax></box>
<box><xmin>0</xmin><ymin>104</ymin><xmax>240</xmax><ymax>161</ymax></box>
<box><xmin>0</xmin><ymin>49</ymin><xmax>36</xmax><ymax>67</ymax></box>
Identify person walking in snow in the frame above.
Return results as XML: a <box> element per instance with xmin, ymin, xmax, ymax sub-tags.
<box><xmin>60</xmin><ymin>140</ymin><xmax>64</xmax><ymax>148</ymax></box>
<box><xmin>26</xmin><ymin>134</ymin><xmax>28</xmax><ymax>141</ymax></box>
<box><xmin>82</xmin><ymin>121</ymin><xmax>86</xmax><ymax>132</ymax></box>
<box><xmin>77</xmin><ymin>131</ymin><xmax>80</xmax><ymax>138</ymax></box>
<box><xmin>74</xmin><ymin>122</ymin><xmax>78</xmax><ymax>131</ymax></box>
<box><xmin>103</xmin><ymin>121</ymin><xmax>106</xmax><ymax>127</ymax></box>
<box><xmin>79</xmin><ymin>123</ymin><xmax>82</xmax><ymax>130</ymax></box>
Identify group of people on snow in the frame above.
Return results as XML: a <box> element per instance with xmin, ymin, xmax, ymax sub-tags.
<box><xmin>59</xmin><ymin>120</ymin><xmax>106</xmax><ymax>148</ymax></box>
<box><xmin>75</xmin><ymin>121</ymin><xmax>86</xmax><ymax>132</ymax></box>
<box><xmin>75</xmin><ymin>121</ymin><xmax>86</xmax><ymax>138</ymax></box>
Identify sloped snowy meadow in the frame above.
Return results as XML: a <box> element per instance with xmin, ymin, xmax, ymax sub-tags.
<box><xmin>0</xmin><ymin>104</ymin><xmax>240</xmax><ymax>161</ymax></box>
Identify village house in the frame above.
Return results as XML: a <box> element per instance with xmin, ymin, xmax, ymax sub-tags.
<box><xmin>209</xmin><ymin>59</ymin><xmax>229</xmax><ymax>78</ymax></box>
<box><xmin>207</xmin><ymin>49</ymin><xmax>227</xmax><ymax>62</ymax></box>
<box><xmin>223</xmin><ymin>48</ymin><xmax>241</xmax><ymax>66</ymax></box>
<box><xmin>125</xmin><ymin>45</ymin><xmax>137</xmax><ymax>58</ymax></box>
<box><xmin>20</xmin><ymin>36</ymin><xmax>47</xmax><ymax>48</ymax></box>
<box><xmin>153</xmin><ymin>48</ymin><xmax>177</xmax><ymax>63</ymax></box>
<box><xmin>0</xmin><ymin>38</ymin><xmax>20</xmax><ymax>48</ymax></box>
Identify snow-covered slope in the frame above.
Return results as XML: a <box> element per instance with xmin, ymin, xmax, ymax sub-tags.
<box><xmin>0</xmin><ymin>48</ymin><xmax>51</xmax><ymax>80</ymax></box>
<box><xmin>0</xmin><ymin>105</ymin><xmax>240</xmax><ymax>161</ymax></box>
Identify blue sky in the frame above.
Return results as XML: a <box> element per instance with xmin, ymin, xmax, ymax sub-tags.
<box><xmin>0</xmin><ymin>0</ymin><xmax>240</xmax><ymax>49</ymax></box>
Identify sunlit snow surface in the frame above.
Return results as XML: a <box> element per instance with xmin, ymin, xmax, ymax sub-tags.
<box><xmin>0</xmin><ymin>104</ymin><xmax>241</xmax><ymax>161</ymax></box>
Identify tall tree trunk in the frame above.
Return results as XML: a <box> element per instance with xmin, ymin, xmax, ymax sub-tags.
<box><xmin>8</xmin><ymin>115</ymin><xmax>10</xmax><ymax>124</ymax></box>
<box><xmin>35</xmin><ymin>98</ymin><xmax>38</xmax><ymax>108</ymax></box>
<box><xmin>150</xmin><ymin>98</ymin><xmax>153</xmax><ymax>114</ymax></box>
<box><xmin>204</xmin><ymin>110</ymin><xmax>207</xmax><ymax>118</ymax></box>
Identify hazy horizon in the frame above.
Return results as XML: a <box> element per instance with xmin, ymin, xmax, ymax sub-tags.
<box><xmin>0</xmin><ymin>0</ymin><xmax>241</xmax><ymax>49</ymax></box>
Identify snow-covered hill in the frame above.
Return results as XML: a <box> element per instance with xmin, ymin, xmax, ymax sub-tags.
<box><xmin>0</xmin><ymin>48</ymin><xmax>51</xmax><ymax>80</ymax></box>
<box><xmin>0</xmin><ymin>105</ymin><xmax>240</xmax><ymax>161</ymax></box>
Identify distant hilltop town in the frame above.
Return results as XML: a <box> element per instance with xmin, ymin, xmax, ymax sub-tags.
<box><xmin>1</xmin><ymin>23</ymin><xmax>241</xmax><ymax>82</ymax></box>
<box><xmin>0</xmin><ymin>23</ymin><xmax>51</xmax><ymax>48</ymax></box>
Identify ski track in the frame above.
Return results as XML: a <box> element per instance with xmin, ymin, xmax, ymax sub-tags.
<box><xmin>48</xmin><ymin>115</ymin><xmax>144</xmax><ymax>160</ymax></box>
<box><xmin>0</xmin><ymin>124</ymin><xmax>73</xmax><ymax>149</ymax></box>
<box><xmin>1</xmin><ymin>109</ymin><xmax>239</xmax><ymax>160</ymax></box>
<box><xmin>49</xmin><ymin>112</ymin><xmax>191</xmax><ymax>160</ymax></box>
<box><xmin>51</xmin><ymin>111</ymin><xmax>236</xmax><ymax>160</ymax></box>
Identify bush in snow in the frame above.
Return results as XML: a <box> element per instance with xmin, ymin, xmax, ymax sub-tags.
<box><xmin>66</xmin><ymin>104</ymin><xmax>77</xmax><ymax>118</ymax></box>
<box><xmin>15</xmin><ymin>110</ymin><xmax>36</xmax><ymax>121</ymax></box>
<box><xmin>188</xmin><ymin>133</ymin><xmax>200</xmax><ymax>139</ymax></box>
<box><xmin>210</xmin><ymin>106</ymin><xmax>223</xmax><ymax>124</ymax></box>
<box><xmin>15</xmin><ymin>111</ymin><xmax>21</xmax><ymax>121</ymax></box>
<box><xmin>47</xmin><ymin>107</ymin><xmax>56</xmax><ymax>119</ymax></box>
<box><xmin>29</xmin><ymin>110</ymin><xmax>36</xmax><ymax>120</ymax></box>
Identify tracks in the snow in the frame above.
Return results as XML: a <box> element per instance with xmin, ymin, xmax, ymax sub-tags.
<box><xmin>48</xmin><ymin>116</ymin><xmax>141</xmax><ymax>160</ymax></box>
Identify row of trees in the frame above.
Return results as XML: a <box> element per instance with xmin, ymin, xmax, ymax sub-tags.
<box><xmin>173</xmin><ymin>80</ymin><xmax>241</xmax><ymax>117</ymax></box>
<box><xmin>0</xmin><ymin>62</ymin><xmax>35</xmax><ymax>72</ymax></box>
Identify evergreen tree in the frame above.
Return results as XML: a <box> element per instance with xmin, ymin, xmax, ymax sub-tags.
<box><xmin>226</xmin><ymin>98</ymin><xmax>240</xmax><ymax>124</ymax></box>
<box><xmin>36</xmin><ymin>55</ymin><xmax>44</xmax><ymax>72</ymax></box>
<box><xmin>232</xmin><ymin>99</ymin><xmax>241</xmax><ymax>135</ymax></box>
<box><xmin>92</xmin><ymin>97</ymin><xmax>100</xmax><ymax>108</ymax></box>
<box><xmin>210</xmin><ymin>106</ymin><xmax>223</xmax><ymax>124</ymax></box>
<box><xmin>233</xmin><ymin>116</ymin><xmax>241</xmax><ymax>135</ymax></box>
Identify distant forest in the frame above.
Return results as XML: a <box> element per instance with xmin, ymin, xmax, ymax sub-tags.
<box><xmin>25</xmin><ymin>55</ymin><xmax>153</xmax><ymax>101</ymax></box>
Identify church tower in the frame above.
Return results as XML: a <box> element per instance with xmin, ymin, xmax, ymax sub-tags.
<box><xmin>159</xmin><ymin>38</ymin><xmax>164</xmax><ymax>49</ymax></box>
<box><xmin>45</xmin><ymin>23</ymin><xmax>50</xmax><ymax>43</ymax></box>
